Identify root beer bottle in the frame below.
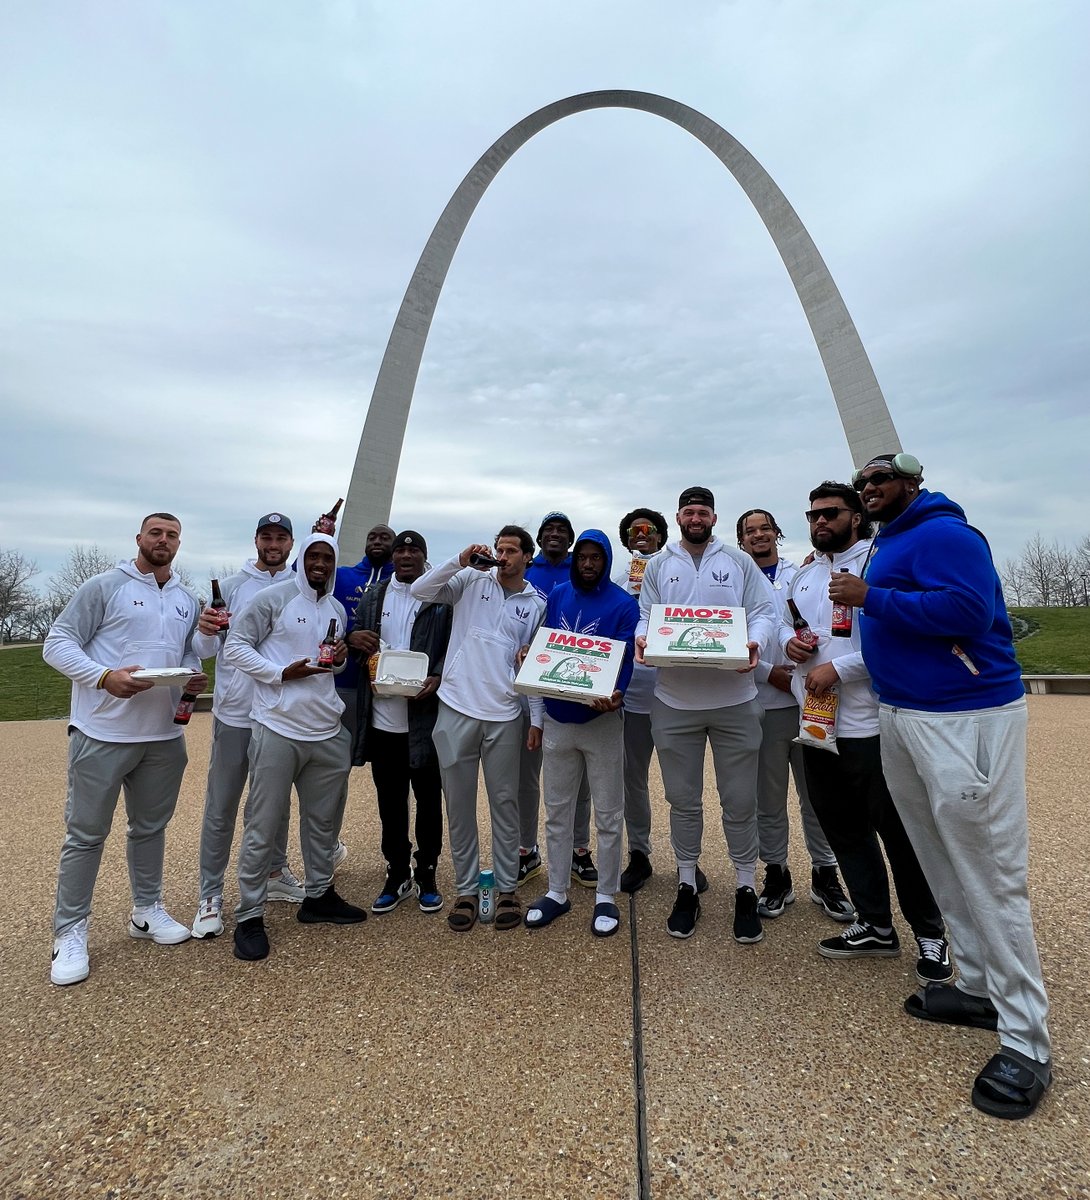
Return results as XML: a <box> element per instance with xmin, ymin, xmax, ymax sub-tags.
<box><xmin>317</xmin><ymin>619</ymin><xmax>338</xmax><ymax>669</ymax></box>
<box><xmin>787</xmin><ymin>598</ymin><xmax>819</xmax><ymax>653</ymax></box>
<box><xmin>314</xmin><ymin>498</ymin><xmax>343</xmax><ymax>536</ymax></box>
<box><xmin>831</xmin><ymin>569</ymin><xmax>853</xmax><ymax>638</ymax></box>
<box><xmin>210</xmin><ymin>578</ymin><xmax>229</xmax><ymax>633</ymax></box>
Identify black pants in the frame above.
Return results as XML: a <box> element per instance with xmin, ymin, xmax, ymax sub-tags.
<box><xmin>803</xmin><ymin>735</ymin><xmax>943</xmax><ymax>938</ymax></box>
<box><xmin>369</xmin><ymin>727</ymin><xmax>443</xmax><ymax>880</ymax></box>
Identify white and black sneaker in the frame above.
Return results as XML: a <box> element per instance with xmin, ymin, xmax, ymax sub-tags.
<box><xmin>191</xmin><ymin>896</ymin><xmax>224</xmax><ymax>939</ymax></box>
<box><xmin>51</xmin><ymin>918</ymin><xmax>90</xmax><ymax>986</ymax></box>
<box><xmin>757</xmin><ymin>864</ymin><xmax>795</xmax><ymax>919</ymax></box>
<box><xmin>818</xmin><ymin>921</ymin><xmax>900</xmax><ymax>960</ymax></box>
<box><xmin>915</xmin><ymin>934</ymin><xmax>954</xmax><ymax>984</ymax></box>
<box><xmin>810</xmin><ymin>866</ymin><xmax>856</xmax><ymax>922</ymax></box>
<box><xmin>733</xmin><ymin>886</ymin><xmax>764</xmax><ymax>943</ymax></box>
<box><xmin>129</xmin><ymin>902</ymin><xmax>191</xmax><ymax>945</ymax></box>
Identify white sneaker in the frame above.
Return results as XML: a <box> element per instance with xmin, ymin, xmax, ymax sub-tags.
<box><xmin>129</xmin><ymin>901</ymin><xmax>192</xmax><ymax>945</ymax></box>
<box><xmin>333</xmin><ymin>841</ymin><xmax>349</xmax><ymax>873</ymax></box>
<box><xmin>267</xmin><ymin>865</ymin><xmax>306</xmax><ymax>904</ymax></box>
<box><xmin>51</xmin><ymin>918</ymin><xmax>90</xmax><ymax>986</ymax></box>
<box><xmin>191</xmin><ymin>896</ymin><xmax>224</xmax><ymax>939</ymax></box>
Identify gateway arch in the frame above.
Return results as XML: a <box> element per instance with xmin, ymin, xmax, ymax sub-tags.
<box><xmin>341</xmin><ymin>89</ymin><xmax>900</xmax><ymax>559</ymax></box>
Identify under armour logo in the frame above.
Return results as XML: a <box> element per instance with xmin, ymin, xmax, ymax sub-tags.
<box><xmin>132</xmin><ymin>600</ymin><xmax>144</xmax><ymax>607</ymax></box>
<box><xmin>800</xmin><ymin>585</ymin><xmax>810</xmax><ymax>592</ymax></box>
<box><xmin>297</xmin><ymin>617</ymin><xmax>307</xmax><ymax>623</ymax></box>
<box><xmin>382</xmin><ymin>610</ymin><xmax>391</xmax><ymax>619</ymax></box>
<box><xmin>668</xmin><ymin>576</ymin><xmax>680</xmax><ymax>584</ymax></box>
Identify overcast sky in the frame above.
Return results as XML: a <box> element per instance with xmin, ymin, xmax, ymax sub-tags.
<box><xmin>2</xmin><ymin>1</ymin><xmax>1087</xmax><ymax>589</ymax></box>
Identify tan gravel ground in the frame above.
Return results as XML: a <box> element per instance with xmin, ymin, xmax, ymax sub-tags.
<box><xmin>1</xmin><ymin>697</ymin><xmax>1086</xmax><ymax>1199</ymax></box>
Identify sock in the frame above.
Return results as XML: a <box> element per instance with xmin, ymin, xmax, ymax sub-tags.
<box><xmin>678</xmin><ymin>865</ymin><xmax>696</xmax><ymax>889</ymax></box>
<box><xmin>873</xmin><ymin>925</ymin><xmax>893</xmax><ymax>936</ymax></box>
<box><xmin>546</xmin><ymin>890</ymin><xmax>567</xmax><ymax>905</ymax></box>
<box><xmin>736</xmin><ymin>864</ymin><xmax>756</xmax><ymax>892</ymax></box>
<box><xmin>595</xmin><ymin>891</ymin><xmax>613</xmax><ymax>907</ymax></box>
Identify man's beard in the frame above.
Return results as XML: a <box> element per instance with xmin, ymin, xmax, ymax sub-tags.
<box><xmin>682</xmin><ymin>523</ymin><xmax>712</xmax><ymax>545</ymax></box>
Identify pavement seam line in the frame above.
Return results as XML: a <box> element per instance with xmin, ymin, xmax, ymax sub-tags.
<box><xmin>629</xmin><ymin>890</ymin><xmax>652</xmax><ymax>1200</ymax></box>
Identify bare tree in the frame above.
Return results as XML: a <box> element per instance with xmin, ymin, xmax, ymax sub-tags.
<box><xmin>999</xmin><ymin>556</ymin><xmax>1026</xmax><ymax>607</ymax></box>
<box><xmin>48</xmin><ymin>544</ymin><xmax>115</xmax><ymax>609</ymax></box>
<box><xmin>0</xmin><ymin>548</ymin><xmax>40</xmax><ymax>642</ymax></box>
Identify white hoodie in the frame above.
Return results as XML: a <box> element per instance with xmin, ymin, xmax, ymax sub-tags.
<box><xmin>43</xmin><ymin>561</ymin><xmax>202</xmax><ymax>743</ymax></box>
<box><xmin>223</xmin><ymin>534</ymin><xmax>347</xmax><ymax>741</ymax></box>
<box><xmin>191</xmin><ymin>559</ymin><xmax>293</xmax><ymax>729</ymax></box>
<box><xmin>777</xmin><ymin>537</ymin><xmax>877</xmax><ymax>736</ymax></box>
<box><xmin>411</xmin><ymin>556</ymin><xmax>545</xmax><ymax>722</ymax></box>
<box><xmin>635</xmin><ymin>536</ymin><xmax>775</xmax><ymax>712</ymax></box>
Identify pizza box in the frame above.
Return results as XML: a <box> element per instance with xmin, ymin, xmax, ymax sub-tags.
<box><xmin>372</xmin><ymin>649</ymin><xmax>429</xmax><ymax>697</ymax></box>
<box><xmin>515</xmin><ymin>626</ymin><xmax>626</xmax><ymax>706</ymax></box>
<box><xmin>131</xmin><ymin>668</ymin><xmax>201</xmax><ymax>687</ymax></box>
<box><xmin>642</xmin><ymin>604</ymin><xmax>750</xmax><ymax>669</ymax></box>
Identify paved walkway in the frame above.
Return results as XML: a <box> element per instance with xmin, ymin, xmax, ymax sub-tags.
<box><xmin>2</xmin><ymin>697</ymin><xmax>1086</xmax><ymax>1199</ymax></box>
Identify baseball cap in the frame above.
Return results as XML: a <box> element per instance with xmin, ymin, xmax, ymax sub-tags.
<box><xmin>256</xmin><ymin>513</ymin><xmax>293</xmax><ymax>535</ymax></box>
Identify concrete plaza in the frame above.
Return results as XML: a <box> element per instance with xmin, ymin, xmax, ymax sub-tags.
<box><xmin>2</xmin><ymin>697</ymin><xmax>1085</xmax><ymax>1199</ymax></box>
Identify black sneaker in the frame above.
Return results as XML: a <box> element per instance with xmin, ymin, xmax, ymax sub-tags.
<box><xmin>818</xmin><ymin>921</ymin><xmax>900</xmax><ymax>960</ymax></box>
<box><xmin>915</xmin><ymin>934</ymin><xmax>954</xmax><ymax>984</ymax></box>
<box><xmin>414</xmin><ymin>867</ymin><xmax>444</xmax><ymax>913</ymax></box>
<box><xmin>733</xmin><ymin>885</ymin><xmax>764</xmax><ymax>943</ymax></box>
<box><xmin>371</xmin><ymin>875</ymin><xmax>413</xmax><ymax>914</ymax></box>
<box><xmin>666</xmin><ymin>883</ymin><xmax>700</xmax><ymax>939</ymax></box>
<box><xmin>620</xmin><ymin>850</ymin><xmax>653</xmax><ymax>894</ymax></box>
<box><xmin>517</xmin><ymin>846</ymin><xmax>542</xmax><ymax>887</ymax></box>
<box><xmin>757</xmin><ymin>864</ymin><xmax>795</xmax><ymax>919</ymax></box>
<box><xmin>571</xmin><ymin>849</ymin><xmax>598</xmax><ymax>888</ymax></box>
<box><xmin>297</xmin><ymin>885</ymin><xmax>367</xmax><ymax>925</ymax></box>
<box><xmin>233</xmin><ymin>917</ymin><xmax>270</xmax><ymax>961</ymax></box>
<box><xmin>810</xmin><ymin>865</ymin><xmax>857</xmax><ymax>922</ymax></box>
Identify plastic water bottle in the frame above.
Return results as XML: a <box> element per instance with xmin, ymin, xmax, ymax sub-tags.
<box><xmin>478</xmin><ymin>869</ymin><xmax>495</xmax><ymax>924</ymax></box>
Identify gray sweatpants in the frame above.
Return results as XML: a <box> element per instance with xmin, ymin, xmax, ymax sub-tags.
<box><xmin>757</xmin><ymin>704</ymin><xmax>836</xmax><ymax>869</ymax></box>
<box><xmin>879</xmin><ymin>699</ymin><xmax>1050</xmax><ymax>1065</ymax></box>
<box><xmin>198</xmin><ymin>718</ymin><xmax>290</xmax><ymax>902</ymax></box>
<box><xmin>622</xmin><ymin>710</ymin><xmax>655</xmax><ymax>857</ymax></box>
<box><xmin>235</xmin><ymin>723</ymin><xmax>351</xmax><ymax>923</ymax></box>
<box><xmin>651</xmin><ymin>697</ymin><xmax>763</xmax><ymax>871</ymax></box>
<box><xmin>433</xmin><ymin>701</ymin><xmax>521</xmax><ymax>895</ymax></box>
<box><xmin>519</xmin><ymin>709</ymin><xmax>591</xmax><ymax>850</ymax></box>
<box><xmin>54</xmin><ymin>730</ymin><xmax>188</xmax><ymax>934</ymax></box>
<box><xmin>542</xmin><ymin>711</ymin><xmax>625</xmax><ymax>895</ymax></box>
<box><xmin>331</xmin><ymin>688</ymin><xmax>357</xmax><ymax>843</ymax></box>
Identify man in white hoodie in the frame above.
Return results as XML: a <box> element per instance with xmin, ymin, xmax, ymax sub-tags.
<box><xmin>411</xmin><ymin>525</ymin><xmax>546</xmax><ymax>934</ymax></box>
<box><xmin>634</xmin><ymin>486</ymin><xmax>775</xmax><ymax>944</ymax></box>
<box><xmin>224</xmin><ymin>533</ymin><xmax>366</xmax><ymax>961</ymax></box>
<box><xmin>188</xmin><ymin>513</ymin><xmax>306</xmax><ymax>941</ymax></box>
<box><xmin>44</xmin><ymin>512</ymin><xmax>208</xmax><ymax>986</ymax></box>
<box><xmin>735</xmin><ymin>507</ymin><xmax>853</xmax><ymax>924</ymax></box>
<box><xmin>780</xmin><ymin>481</ymin><xmax>950</xmax><ymax>985</ymax></box>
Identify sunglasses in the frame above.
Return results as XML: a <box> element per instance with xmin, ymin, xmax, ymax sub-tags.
<box><xmin>627</xmin><ymin>522</ymin><xmax>656</xmax><ymax>537</ymax></box>
<box><xmin>852</xmin><ymin>470</ymin><xmax>898</xmax><ymax>491</ymax></box>
<box><xmin>805</xmin><ymin>506</ymin><xmax>851</xmax><ymax>523</ymax></box>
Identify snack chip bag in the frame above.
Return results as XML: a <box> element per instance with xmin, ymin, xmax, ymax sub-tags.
<box><xmin>797</xmin><ymin>686</ymin><xmax>839</xmax><ymax>754</ymax></box>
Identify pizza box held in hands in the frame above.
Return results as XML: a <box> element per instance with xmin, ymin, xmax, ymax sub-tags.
<box><xmin>515</xmin><ymin>626</ymin><xmax>626</xmax><ymax>706</ymax></box>
<box><xmin>642</xmin><ymin>604</ymin><xmax>750</xmax><ymax>669</ymax></box>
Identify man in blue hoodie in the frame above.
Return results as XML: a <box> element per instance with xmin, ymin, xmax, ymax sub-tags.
<box><xmin>524</xmin><ymin>530</ymin><xmax>639</xmax><ymax>937</ymax></box>
<box><xmin>831</xmin><ymin>452</ymin><xmax>1051</xmax><ymax>1121</ymax></box>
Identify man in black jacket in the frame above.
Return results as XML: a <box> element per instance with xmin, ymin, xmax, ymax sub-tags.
<box><xmin>349</xmin><ymin>531</ymin><xmax>453</xmax><ymax>914</ymax></box>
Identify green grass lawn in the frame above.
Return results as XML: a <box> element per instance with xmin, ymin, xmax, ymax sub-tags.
<box><xmin>1011</xmin><ymin>607</ymin><xmax>1090</xmax><ymax>675</ymax></box>
<box><xmin>0</xmin><ymin>645</ymin><xmax>217</xmax><ymax>723</ymax></box>
<box><xmin>2</xmin><ymin>609</ymin><xmax>1087</xmax><ymax>721</ymax></box>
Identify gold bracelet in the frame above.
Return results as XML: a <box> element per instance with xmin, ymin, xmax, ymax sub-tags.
<box><xmin>96</xmin><ymin>669</ymin><xmax>112</xmax><ymax>690</ymax></box>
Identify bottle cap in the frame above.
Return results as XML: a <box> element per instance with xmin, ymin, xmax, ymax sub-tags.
<box><xmin>479</xmin><ymin>869</ymin><xmax>495</xmax><ymax>886</ymax></box>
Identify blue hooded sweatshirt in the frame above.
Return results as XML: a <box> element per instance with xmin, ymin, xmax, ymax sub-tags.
<box><xmin>859</xmin><ymin>490</ymin><xmax>1024</xmax><ymax>712</ymax></box>
<box><xmin>526</xmin><ymin>553</ymin><xmax>572</xmax><ymax>600</ymax></box>
<box><xmin>541</xmin><ymin>530</ymin><xmax>640</xmax><ymax>725</ymax></box>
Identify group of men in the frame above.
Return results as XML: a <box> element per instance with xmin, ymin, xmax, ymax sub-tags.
<box><xmin>42</xmin><ymin>452</ymin><xmax>1052</xmax><ymax>1119</ymax></box>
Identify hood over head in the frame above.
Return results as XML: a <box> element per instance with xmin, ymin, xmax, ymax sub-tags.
<box><xmin>569</xmin><ymin>529</ymin><xmax>614</xmax><ymax>593</ymax></box>
<box><xmin>296</xmin><ymin>532</ymin><xmax>340</xmax><ymax>599</ymax></box>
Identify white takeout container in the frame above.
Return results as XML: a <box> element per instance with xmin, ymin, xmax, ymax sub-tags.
<box><xmin>515</xmin><ymin>626</ymin><xmax>626</xmax><ymax>706</ymax></box>
<box><xmin>372</xmin><ymin>649</ymin><xmax>429</xmax><ymax>697</ymax></box>
<box><xmin>131</xmin><ymin>668</ymin><xmax>200</xmax><ymax>687</ymax></box>
<box><xmin>642</xmin><ymin>604</ymin><xmax>750</xmax><ymax>669</ymax></box>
